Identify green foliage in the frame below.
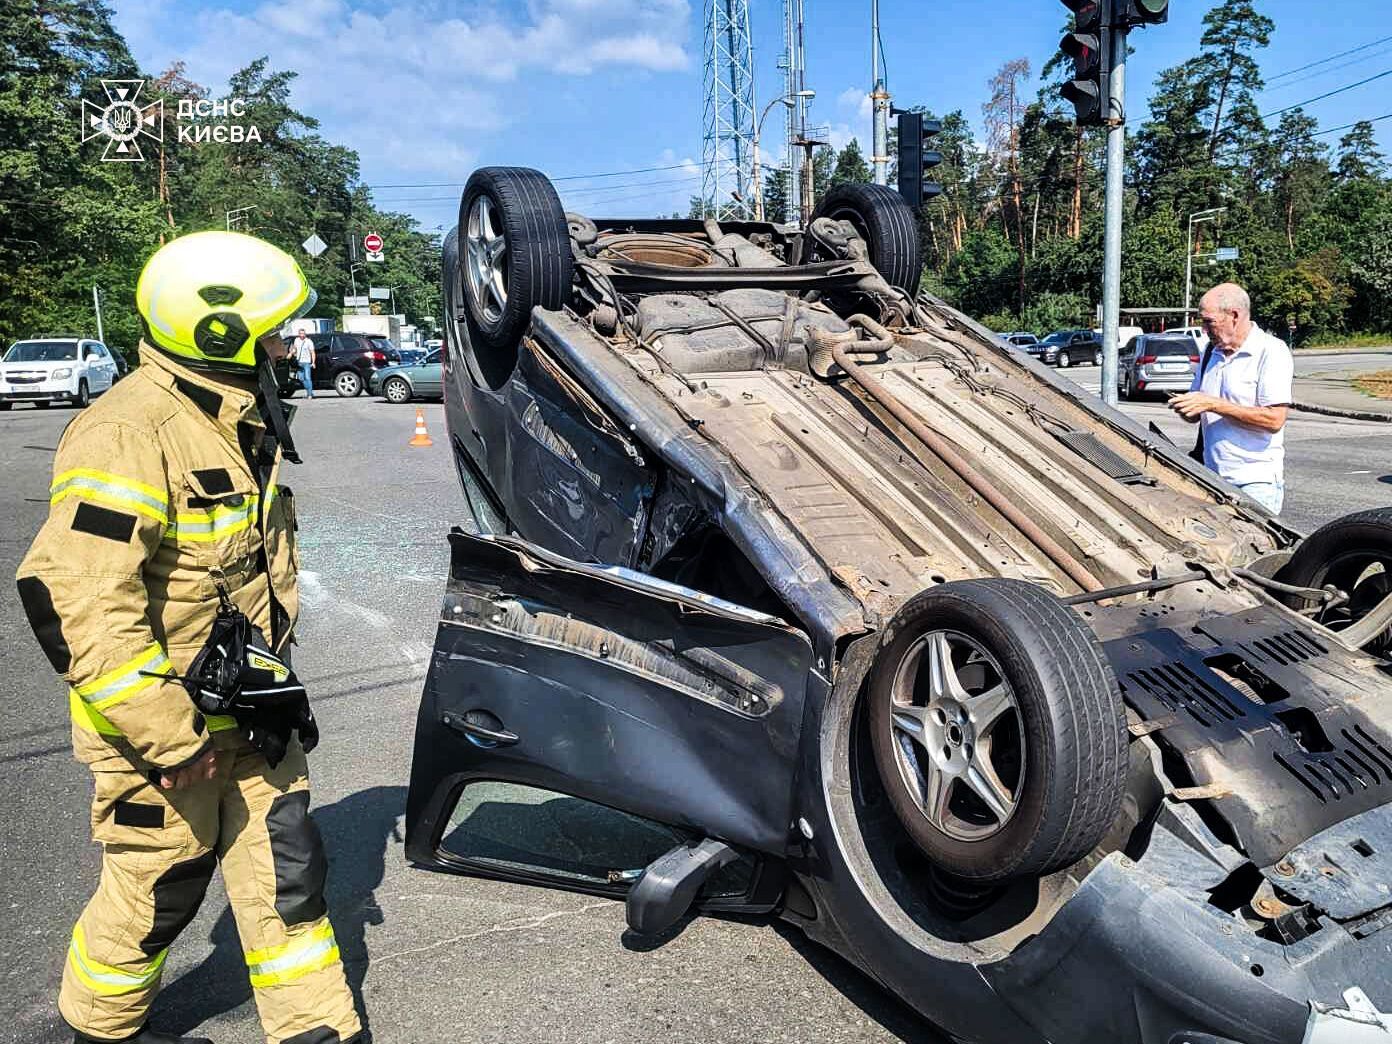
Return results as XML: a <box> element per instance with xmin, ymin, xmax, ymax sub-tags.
<box><xmin>829</xmin><ymin>139</ymin><xmax>871</xmax><ymax>188</ymax></box>
<box><xmin>911</xmin><ymin>0</ymin><xmax>1392</xmax><ymax>341</ymax></box>
<box><xmin>0</xmin><ymin>5</ymin><xmax>440</xmax><ymax>351</ymax></box>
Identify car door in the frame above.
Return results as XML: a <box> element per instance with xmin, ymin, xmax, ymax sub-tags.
<box><xmin>406</xmin><ymin>530</ymin><xmax>814</xmax><ymax>911</ymax></box>
<box><xmin>415</xmin><ymin>349</ymin><xmax>443</xmax><ymax>397</ymax></box>
<box><xmin>93</xmin><ymin>344</ymin><xmax>115</xmax><ymax>390</ymax></box>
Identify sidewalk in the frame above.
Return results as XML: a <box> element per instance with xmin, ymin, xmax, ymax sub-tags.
<box><xmin>1293</xmin><ymin>372</ymin><xmax>1392</xmax><ymax>421</ymax></box>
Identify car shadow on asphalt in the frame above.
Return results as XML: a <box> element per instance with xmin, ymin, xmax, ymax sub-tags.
<box><xmin>152</xmin><ymin>785</ymin><xmax>405</xmax><ymax>1042</ymax></box>
<box><xmin>770</xmin><ymin>923</ymin><xmax>952</xmax><ymax>1043</ymax></box>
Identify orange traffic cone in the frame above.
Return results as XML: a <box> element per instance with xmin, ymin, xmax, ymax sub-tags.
<box><xmin>408</xmin><ymin>407</ymin><xmax>433</xmax><ymax>447</ymax></box>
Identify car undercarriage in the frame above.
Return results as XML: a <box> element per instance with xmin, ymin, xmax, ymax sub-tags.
<box><xmin>406</xmin><ymin>166</ymin><xmax>1392</xmax><ymax>1043</ymax></box>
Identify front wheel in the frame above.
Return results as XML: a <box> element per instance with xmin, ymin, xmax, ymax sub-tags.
<box><xmin>806</xmin><ymin>182</ymin><xmax>922</xmax><ymax>295</ymax></box>
<box><xmin>1057</xmin><ymin>350</ymin><xmax>1071</xmax><ymax>368</ymax></box>
<box><xmin>1093</xmin><ymin>349</ymin><xmax>1102</xmax><ymax>366</ymax></box>
<box><xmin>74</xmin><ymin>380</ymin><xmax>90</xmax><ymax>408</ymax></box>
<box><xmin>335</xmin><ymin>370</ymin><xmax>363</xmax><ymax>397</ymax></box>
<box><xmin>866</xmin><ymin>578</ymin><xmax>1127</xmax><ymax>882</ymax></box>
<box><xmin>384</xmin><ymin>376</ymin><xmax>412</xmax><ymax>404</ymax></box>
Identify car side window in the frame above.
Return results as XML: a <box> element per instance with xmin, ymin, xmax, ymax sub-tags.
<box><xmin>331</xmin><ymin>334</ymin><xmax>355</xmax><ymax>352</ymax></box>
<box><xmin>424</xmin><ymin>350</ymin><xmax>441</xmax><ymax>365</ymax></box>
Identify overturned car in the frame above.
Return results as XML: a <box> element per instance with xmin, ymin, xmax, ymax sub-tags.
<box><xmin>405</xmin><ymin>166</ymin><xmax>1392</xmax><ymax>1043</ymax></box>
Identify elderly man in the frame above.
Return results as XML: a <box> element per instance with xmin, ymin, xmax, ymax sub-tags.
<box><xmin>1168</xmin><ymin>283</ymin><xmax>1293</xmax><ymax>514</ymax></box>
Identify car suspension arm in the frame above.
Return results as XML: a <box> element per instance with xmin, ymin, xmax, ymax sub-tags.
<box><xmin>816</xmin><ymin>317</ymin><xmax>1107</xmax><ymax>594</ymax></box>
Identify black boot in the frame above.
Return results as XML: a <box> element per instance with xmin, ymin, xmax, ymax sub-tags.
<box><xmin>72</xmin><ymin>1026</ymin><xmax>213</xmax><ymax>1044</ymax></box>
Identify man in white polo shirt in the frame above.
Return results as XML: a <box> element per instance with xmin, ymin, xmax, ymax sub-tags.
<box><xmin>1168</xmin><ymin>282</ymin><xmax>1293</xmax><ymax>514</ymax></box>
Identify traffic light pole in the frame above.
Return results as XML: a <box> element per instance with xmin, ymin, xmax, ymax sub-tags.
<box><xmin>1099</xmin><ymin>23</ymin><xmax>1126</xmax><ymax>408</ymax></box>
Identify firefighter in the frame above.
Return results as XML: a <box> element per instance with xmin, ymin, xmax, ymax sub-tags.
<box><xmin>16</xmin><ymin>231</ymin><xmax>364</xmax><ymax>1044</ymax></box>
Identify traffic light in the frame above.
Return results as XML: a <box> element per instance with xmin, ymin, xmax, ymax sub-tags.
<box><xmin>1059</xmin><ymin>0</ymin><xmax>1109</xmax><ymax>127</ymax></box>
<box><xmin>1115</xmin><ymin>0</ymin><xmax>1168</xmax><ymax>27</ymax></box>
<box><xmin>896</xmin><ymin>111</ymin><xmax>944</xmax><ymax>208</ymax></box>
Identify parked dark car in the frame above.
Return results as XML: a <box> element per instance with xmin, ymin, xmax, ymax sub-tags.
<box><xmin>1038</xmin><ymin>329</ymin><xmax>1101</xmax><ymax>367</ymax></box>
<box><xmin>280</xmin><ymin>332</ymin><xmax>400</xmax><ymax>397</ymax></box>
<box><xmin>407</xmin><ymin>166</ymin><xmax>1392</xmax><ymax>1044</ymax></box>
<box><xmin>1118</xmin><ymin>333</ymin><xmax>1202</xmax><ymax>400</ymax></box>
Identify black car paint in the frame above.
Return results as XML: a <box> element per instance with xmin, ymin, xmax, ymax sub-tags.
<box><xmin>410</xmin><ymin>231</ymin><xmax>1390</xmax><ymax>1043</ymax></box>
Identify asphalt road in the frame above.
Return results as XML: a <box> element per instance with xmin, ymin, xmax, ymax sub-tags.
<box><xmin>0</xmin><ymin>394</ymin><xmax>935</xmax><ymax>1044</ymax></box>
<box><xmin>3</xmin><ymin>363</ymin><xmax>1390</xmax><ymax>1044</ymax></box>
<box><xmin>1055</xmin><ymin>353</ymin><xmax>1392</xmax><ymax>532</ymax></box>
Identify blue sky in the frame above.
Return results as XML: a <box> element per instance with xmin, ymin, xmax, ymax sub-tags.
<box><xmin>111</xmin><ymin>0</ymin><xmax>1392</xmax><ymax>231</ymax></box>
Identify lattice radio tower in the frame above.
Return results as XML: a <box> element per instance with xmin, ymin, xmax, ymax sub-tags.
<box><xmin>701</xmin><ymin>0</ymin><xmax>757</xmax><ymax>219</ymax></box>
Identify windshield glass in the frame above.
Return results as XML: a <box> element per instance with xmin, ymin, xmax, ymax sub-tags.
<box><xmin>1042</xmin><ymin>333</ymin><xmax>1069</xmax><ymax>345</ymax></box>
<box><xmin>5</xmin><ymin>340</ymin><xmax>79</xmax><ymax>362</ymax></box>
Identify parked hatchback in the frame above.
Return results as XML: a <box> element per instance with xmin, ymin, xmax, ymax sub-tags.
<box><xmin>0</xmin><ymin>338</ymin><xmax>118</xmax><ymax>409</ymax></box>
<box><xmin>1118</xmin><ymin>333</ymin><xmax>1201</xmax><ymax>399</ymax></box>
<box><xmin>283</xmin><ymin>332</ymin><xmax>400</xmax><ymax>396</ymax></box>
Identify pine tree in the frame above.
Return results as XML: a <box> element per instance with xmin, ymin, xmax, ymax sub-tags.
<box><xmin>1337</xmin><ymin>122</ymin><xmax>1387</xmax><ymax>182</ymax></box>
<box><xmin>829</xmin><ymin>139</ymin><xmax>871</xmax><ymax>187</ymax></box>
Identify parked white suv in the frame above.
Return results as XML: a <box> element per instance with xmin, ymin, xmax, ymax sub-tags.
<box><xmin>0</xmin><ymin>338</ymin><xmax>118</xmax><ymax>410</ymax></box>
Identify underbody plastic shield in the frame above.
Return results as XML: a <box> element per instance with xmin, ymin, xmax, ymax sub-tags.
<box><xmin>405</xmin><ymin>530</ymin><xmax>816</xmax><ymax>864</ymax></box>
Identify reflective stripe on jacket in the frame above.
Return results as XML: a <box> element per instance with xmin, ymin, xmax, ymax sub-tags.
<box><xmin>17</xmin><ymin>343</ymin><xmax>300</xmax><ymax>767</ymax></box>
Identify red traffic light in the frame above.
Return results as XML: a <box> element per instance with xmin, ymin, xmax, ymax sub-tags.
<box><xmin>1060</xmin><ymin>31</ymin><xmax>1102</xmax><ymax>77</ymax></box>
<box><xmin>1061</xmin><ymin>0</ymin><xmax>1104</xmax><ymax>32</ymax></box>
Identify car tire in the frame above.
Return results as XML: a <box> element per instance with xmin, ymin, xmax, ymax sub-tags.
<box><xmin>458</xmin><ymin>167</ymin><xmax>573</xmax><ymax>388</ymax></box>
<box><xmin>74</xmin><ymin>380</ymin><xmax>90</xmax><ymax>408</ymax></box>
<box><xmin>865</xmin><ymin>578</ymin><xmax>1127</xmax><ymax>882</ymax></box>
<box><xmin>335</xmin><ymin>370</ymin><xmax>363</xmax><ymax>397</ymax></box>
<box><xmin>1058</xmin><ymin>350</ymin><xmax>1071</xmax><ymax>368</ymax></box>
<box><xmin>1093</xmin><ymin>348</ymin><xmax>1102</xmax><ymax>366</ymax></box>
<box><xmin>384</xmin><ymin>376</ymin><xmax>412</xmax><ymax>404</ymax></box>
<box><xmin>1119</xmin><ymin>376</ymin><xmax>1132</xmax><ymax>400</ymax></box>
<box><xmin>807</xmin><ymin>182</ymin><xmax>921</xmax><ymax>295</ymax></box>
<box><xmin>1277</xmin><ymin>508</ymin><xmax>1392</xmax><ymax>655</ymax></box>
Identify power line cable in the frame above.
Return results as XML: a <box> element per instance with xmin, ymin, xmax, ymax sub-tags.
<box><xmin>1261</xmin><ymin>67</ymin><xmax>1392</xmax><ymax>119</ymax></box>
<box><xmin>1264</xmin><ymin>34</ymin><xmax>1392</xmax><ymax>83</ymax></box>
<box><xmin>1316</xmin><ymin>111</ymin><xmax>1392</xmax><ymax>137</ymax></box>
<box><xmin>1261</xmin><ymin>45</ymin><xmax>1392</xmax><ymax>93</ymax></box>
<box><xmin>369</xmin><ymin>162</ymin><xmax>693</xmax><ymax>190</ymax></box>
<box><xmin>376</xmin><ymin>173</ymin><xmax>701</xmax><ymax>199</ymax></box>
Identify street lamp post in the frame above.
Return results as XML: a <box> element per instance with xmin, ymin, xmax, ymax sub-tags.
<box><xmin>92</xmin><ymin>285</ymin><xmax>105</xmax><ymax>344</ymax></box>
<box><xmin>752</xmin><ymin>95</ymin><xmax>798</xmax><ymax>221</ymax></box>
<box><xmin>1184</xmin><ymin>207</ymin><xmax>1227</xmax><ymax>323</ymax></box>
<box><xmin>225</xmin><ymin>205</ymin><xmax>257</xmax><ymax>231</ymax></box>
<box><xmin>349</xmin><ymin>262</ymin><xmax>365</xmax><ymax>303</ymax></box>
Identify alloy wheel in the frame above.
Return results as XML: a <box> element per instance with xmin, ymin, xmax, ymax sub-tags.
<box><xmin>465</xmin><ymin>194</ymin><xmax>508</xmax><ymax>327</ymax></box>
<box><xmin>885</xmin><ymin>629</ymin><xmax>1025</xmax><ymax>842</ymax></box>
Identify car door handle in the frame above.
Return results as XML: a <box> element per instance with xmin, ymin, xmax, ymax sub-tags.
<box><xmin>441</xmin><ymin>711</ymin><xmax>519</xmax><ymax>747</ymax></box>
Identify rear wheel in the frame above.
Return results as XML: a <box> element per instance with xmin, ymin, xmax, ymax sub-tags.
<box><xmin>458</xmin><ymin>167</ymin><xmax>573</xmax><ymax>389</ymax></box>
<box><xmin>1278</xmin><ymin>509</ymin><xmax>1392</xmax><ymax>655</ymax></box>
<box><xmin>866</xmin><ymin>579</ymin><xmax>1126</xmax><ymax>882</ymax></box>
<box><xmin>384</xmin><ymin>376</ymin><xmax>412</xmax><ymax>404</ymax></box>
<box><xmin>334</xmin><ymin>370</ymin><xmax>363</xmax><ymax>397</ymax></box>
<box><xmin>807</xmin><ymin>183</ymin><xmax>922</xmax><ymax>295</ymax></box>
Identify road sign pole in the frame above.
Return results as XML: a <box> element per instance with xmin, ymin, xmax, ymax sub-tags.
<box><xmin>1099</xmin><ymin>22</ymin><xmax>1126</xmax><ymax>408</ymax></box>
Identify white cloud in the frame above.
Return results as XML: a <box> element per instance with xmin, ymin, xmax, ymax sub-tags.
<box><xmin>113</xmin><ymin>0</ymin><xmax>695</xmax><ymax>187</ymax></box>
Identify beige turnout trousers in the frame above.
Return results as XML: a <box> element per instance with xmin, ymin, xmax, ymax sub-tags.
<box><xmin>61</xmin><ymin>734</ymin><xmax>361</xmax><ymax>1044</ymax></box>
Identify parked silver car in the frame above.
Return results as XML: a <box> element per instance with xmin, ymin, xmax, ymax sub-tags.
<box><xmin>1118</xmin><ymin>333</ymin><xmax>1202</xmax><ymax>399</ymax></box>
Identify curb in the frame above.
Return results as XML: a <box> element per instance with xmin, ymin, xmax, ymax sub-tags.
<box><xmin>1293</xmin><ymin>401</ymin><xmax>1392</xmax><ymax>422</ymax></box>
